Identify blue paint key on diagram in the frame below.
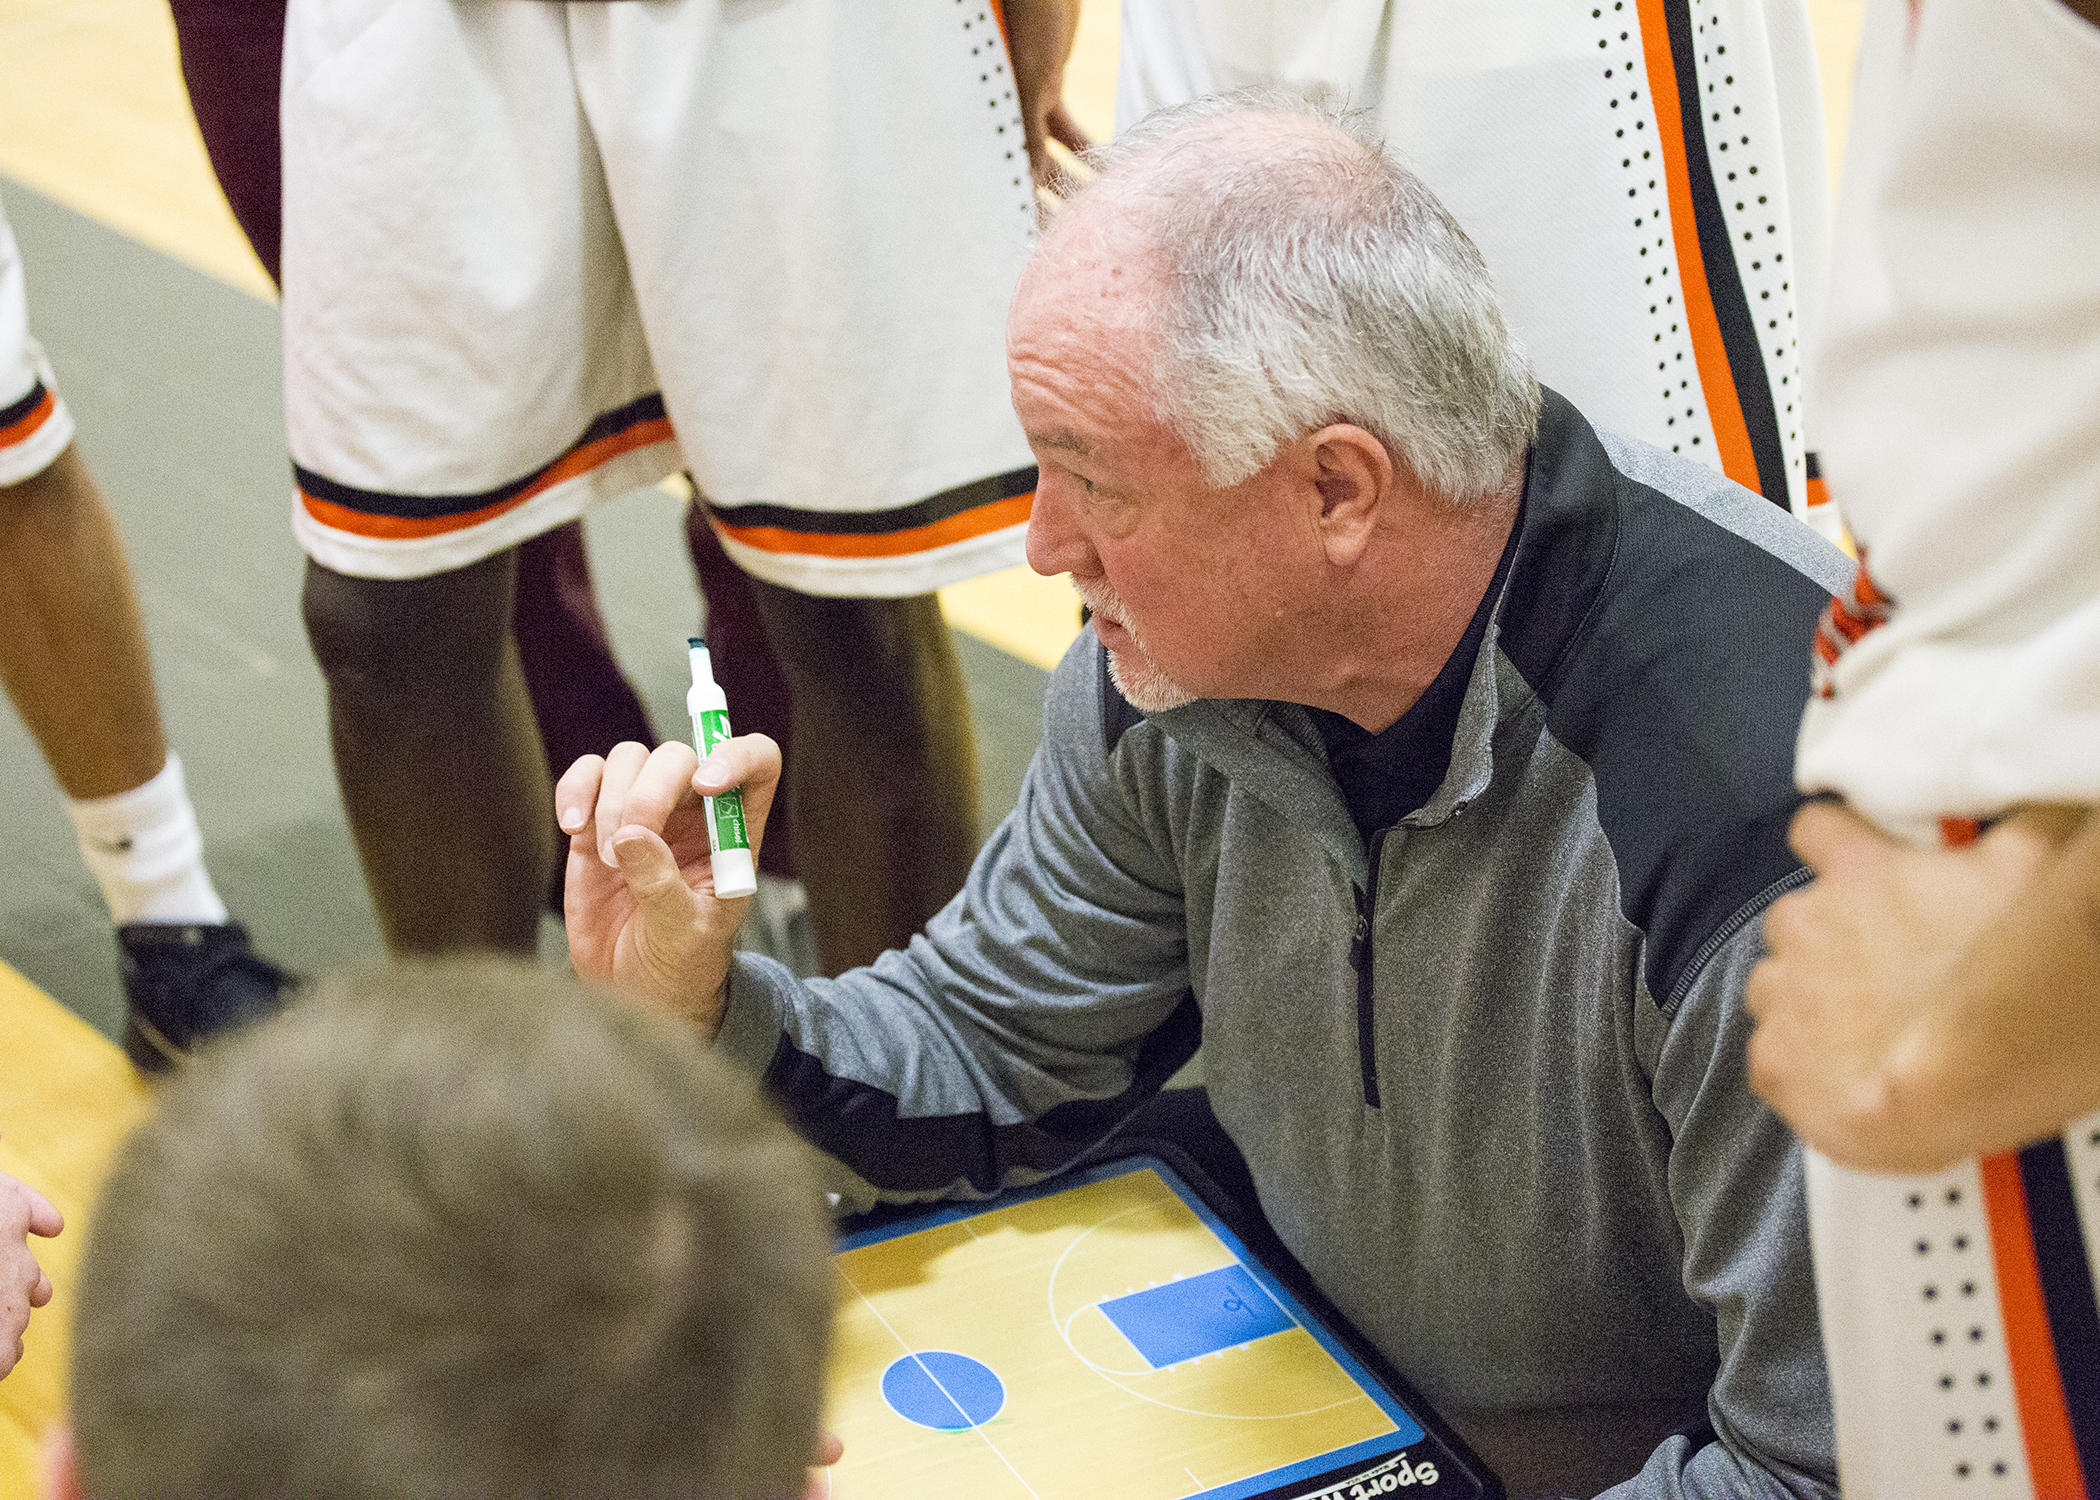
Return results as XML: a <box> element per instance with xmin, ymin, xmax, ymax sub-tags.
<box><xmin>1100</xmin><ymin>1264</ymin><xmax>1296</xmax><ymax>1369</ymax></box>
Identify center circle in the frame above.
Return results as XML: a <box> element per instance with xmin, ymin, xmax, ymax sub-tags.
<box><xmin>881</xmin><ymin>1351</ymin><xmax>1006</xmax><ymax>1431</ymax></box>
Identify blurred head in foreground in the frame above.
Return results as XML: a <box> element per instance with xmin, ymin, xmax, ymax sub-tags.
<box><xmin>55</xmin><ymin>957</ymin><xmax>832</xmax><ymax>1499</ymax></box>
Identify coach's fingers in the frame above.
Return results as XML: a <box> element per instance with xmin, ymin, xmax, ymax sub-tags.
<box><xmin>799</xmin><ymin>1433</ymin><xmax>846</xmax><ymax>1500</ymax></box>
<box><xmin>1978</xmin><ymin>804</ymin><xmax>2082</xmax><ymax>883</ymax></box>
<box><xmin>608</xmin><ymin>825</ymin><xmax>702</xmax><ymax>916</ymax></box>
<box><xmin>556</xmin><ymin>753</ymin><xmax>607</xmax><ymax>841</ymax></box>
<box><xmin>607</xmin><ymin>823</ymin><xmax>737</xmax><ymax>1029</ymax></box>
<box><xmin>16</xmin><ymin>1181</ymin><xmax>60</xmax><ymax>1242</ymax></box>
<box><xmin>692</xmin><ymin>733</ymin><xmax>784</xmax><ymax>850</ymax></box>
<box><xmin>585</xmin><ymin>742</ymin><xmax>653</xmax><ymax>865</ymax></box>
<box><xmin>589</xmin><ymin>741</ymin><xmax>699</xmax><ymax>868</ymax></box>
<box><xmin>615</xmin><ymin>741</ymin><xmax>704</xmax><ymax>858</ymax></box>
<box><xmin>691</xmin><ymin>730</ymin><xmax>780</xmax><ymax>797</ymax></box>
<box><xmin>1755</xmin><ymin>882</ymin><xmax>1818</xmax><ymax>963</ymax></box>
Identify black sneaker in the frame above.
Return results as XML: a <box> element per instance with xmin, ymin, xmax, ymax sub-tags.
<box><xmin>117</xmin><ymin>921</ymin><xmax>299</xmax><ymax>1073</ymax></box>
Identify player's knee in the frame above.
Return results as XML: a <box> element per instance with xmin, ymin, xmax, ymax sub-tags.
<box><xmin>0</xmin><ymin>444</ymin><xmax>84</xmax><ymax>522</ymax></box>
<box><xmin>754</xmin><ymin>587</ymin><xmax>957</xmax><ymax>719</ymax></box>
<box><xmin>301</xmin><ymin>554</ymin><xmax>517</xmax><ymax>704</ymax></box>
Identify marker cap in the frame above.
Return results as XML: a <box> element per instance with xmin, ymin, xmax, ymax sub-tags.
<box><xmin>710</xmin><ymin>846</ymin><xmax>757</xmax><ymax>900</ymax></box>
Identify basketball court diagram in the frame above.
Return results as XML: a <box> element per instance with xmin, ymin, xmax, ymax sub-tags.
<box><xmin>819</xmin><ymin>1161</ymin><xmax>1448</xmax><ymax>1500</ymax></box>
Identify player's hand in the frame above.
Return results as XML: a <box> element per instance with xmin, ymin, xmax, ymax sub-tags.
<box><xmin>1</xmin><ymin>1168</ymin><xmax>62</xmax><ymax>1379</ymax></box>
<box><xmin>1746</xmin><ymin>801</ymin><xmax>2062</xmax><ymax>1171</ymax></box>
<box><xmin>558</xmin><ymin>736</ymin><xmax>780</xmax><ymax>1038</ymax></box>
<box><xmin>1004</xmin><ymin>0</ymin><xmax>1091</xmax><ymax>190</ymax></box>
<box><xmin>799</xmin><ymin>1432</ymin><xmax>845</xmax><ymax>1499</ymax></box>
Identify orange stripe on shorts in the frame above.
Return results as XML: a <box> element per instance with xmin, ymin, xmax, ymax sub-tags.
<box><xmin>714</xmin><ymin>491</ymin><xmax>1033</xmax><ymax>562</ymax></box>
<box><xmin>301</xmin><ymin>417</ymin><xmax>675</xmax><ymax>542</ymax></box>
<box><xmin>0</xmin><ymin>387</ymin><xmax>58</xmax><ymax>450</ymax></box>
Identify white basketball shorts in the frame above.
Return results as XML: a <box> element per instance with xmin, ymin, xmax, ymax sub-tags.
<box><xmin>0</xmin><ymin>197</ymin><xmax>77</xmax><ymax>486</ymax></box>
<box><xmin>282</xmin><ymin>0</ymin><xmax>1039</xmax><ymax>594</ymax></box>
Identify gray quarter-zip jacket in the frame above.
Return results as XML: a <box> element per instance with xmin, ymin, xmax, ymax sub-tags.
<box><xmin>718</xmin><ymin>392</ymin><xmax>1851</xmax><ymax>1499</ymax></box>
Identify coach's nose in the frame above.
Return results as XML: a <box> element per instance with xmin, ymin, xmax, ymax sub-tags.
<box><xmin>1024</xmin><ymin>471</ymin><xmax>1099</xmax><ymax>583</ymax></box>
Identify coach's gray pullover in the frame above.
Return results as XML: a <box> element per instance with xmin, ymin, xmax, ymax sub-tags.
<box><xmin>719</xmin><ymin>393</ymin><xmax>1850</xmax><ymax>1499</ymax></box>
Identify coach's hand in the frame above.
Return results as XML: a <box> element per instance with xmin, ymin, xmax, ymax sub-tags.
<box><xmin>558</xmin><ymin>736</ymin><xmax>780</xmax><ymax>1037</ymax></box>
<box><xmin>1</xmin><ymin>1166</ymin><xmax>61</xmax><ymax>1379</ymax></box>
<box><xmin>800</xmin><ymin>1432</ymin><xmax>845</xmax><ymax>1500</ymax></box>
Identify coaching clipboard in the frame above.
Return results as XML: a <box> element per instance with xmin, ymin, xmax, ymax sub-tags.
<box><xmin>821</xmin><ymin>1151</ymin><xmax>1502</xmax><ymax>1500</ymax></box>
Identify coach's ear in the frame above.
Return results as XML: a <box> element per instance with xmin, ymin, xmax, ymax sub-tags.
<box><xmin>1302</xmin><ymin>422</ymin><xmax>1394</xmax><ymax>569</ymax></box>
<box><xmin>40</xmin><ymin>1423</ymin><xmax>85</xmax><ymax>1500</ymax></box>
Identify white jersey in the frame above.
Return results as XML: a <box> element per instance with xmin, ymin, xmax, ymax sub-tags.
<box><xmin>1793</xmin><ymin>0</ymin><xmax>2100</xmax><ymax>841</ymax></box>
<box><xmin>1119</xmin><ymin>0</ymin><xmax>1830</xmax><ymax>517</ymax></box>
<box><xmin>1791</xmin><ymin>2</ymin><xmax>2100</xmax><ymax>1495</ymax></box>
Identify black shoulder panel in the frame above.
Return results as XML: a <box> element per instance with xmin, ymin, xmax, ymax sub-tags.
<box><xmin>1500</xmin><ymin>395</ymin><xmax>1826</xmax><ymax>1009</ymax></box>
<box><xmin>761</xmin><ymin>992</ymin><xmax>1204</xmax><ymax>1194</ymax></box>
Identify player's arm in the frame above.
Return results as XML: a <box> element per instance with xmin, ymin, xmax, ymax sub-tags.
<box><xmin>1609</xmin><ymin>921</ymin><xmax>1839</xmax><ymax>1500</ymax></box>
<box><xmin>1</xmin><ymin>1166</ymin><xmax>62</xmax><ymax>1379</ymax></box>
<box><xmin>712</xmin><ymin>640</ymin><xmax>1199</xmax><ymax>1204</ymax></box>
<box><xmin>1748</xmin><ymin>801</ymin><xmax>2100</xmax><ymax>1171</ymax></box>
<box><xmin>1002</xmin><ymin>0</ymin><xmax>1091</xmax><ymax>188</ymax></box>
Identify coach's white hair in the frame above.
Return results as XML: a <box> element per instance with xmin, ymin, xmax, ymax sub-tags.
<box><xmin>1056</xmin><ymin>92</ymin><xmax>1541</xmax><ymax>503</ymax></box>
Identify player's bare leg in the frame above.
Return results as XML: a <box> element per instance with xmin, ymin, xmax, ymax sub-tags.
<box><xmin>511</xmin><ymin>522</ymin><xmax>656</xmax><ymax>911</ymax></box>
<box><xmin>302</xmin><ymin>552</ymin><xmax>552</xmax><ymax>955</ymax></box>
<box><xmin>0</xmin><ymin>443</ymin><xmax>292</xmax><ymax>1066</ymax></box>
<box><xmin>748</xmin><ymin>583</ymin><xmax>980</xmax><ymax>974</ymax></box>
<box><xmin>0</xmin><ymin>446</ymin><xmax>166</xmax><ymax>797</ymax></box>
<box><xmin>513</xmin><ymin>521</ymin><xmax>655</xmax><ymax>790</ymax></box>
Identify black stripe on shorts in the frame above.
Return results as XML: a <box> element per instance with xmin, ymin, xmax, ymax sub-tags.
<box><xmin>1</xmin><ymin>380</ymin><xmax>49</xmax><ymax>432</ymax></box>
<box><xmin>293</xmin><ymin>393</ymin><xmax>669</xmax><ymax>520</ymax></box>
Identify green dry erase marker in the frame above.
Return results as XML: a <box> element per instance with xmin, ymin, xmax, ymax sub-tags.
<box><xmin>687</xmin><ymin>636</ymin><xmax>757</xmax><ymax>899</ymax></box>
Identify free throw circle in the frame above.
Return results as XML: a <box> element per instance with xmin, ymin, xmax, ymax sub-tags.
<box><xmin>881</xmin><ymin>1351</ymin><xmax>1006</xmax><ymax>1431</ymax></box>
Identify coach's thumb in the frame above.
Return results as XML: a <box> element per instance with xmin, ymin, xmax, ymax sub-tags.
<box><xmin>610</xmin><ymin>828</ymin><xmax>694</xmax><ymax>911</ymax></box>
